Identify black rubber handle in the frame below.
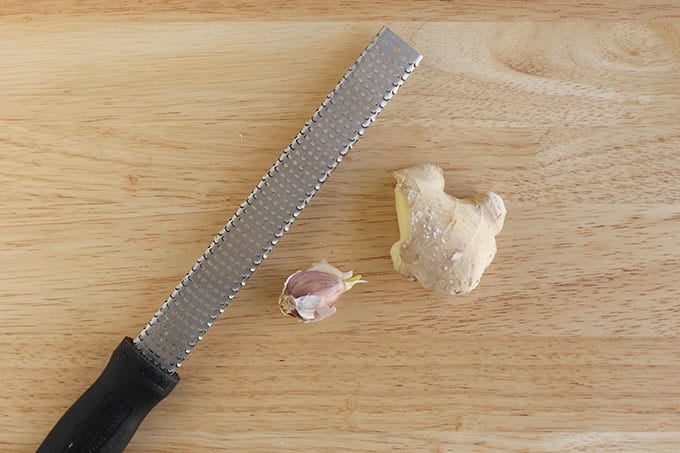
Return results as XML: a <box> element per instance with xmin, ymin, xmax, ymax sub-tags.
<box><xmin>38</xmin><ymin>337</ymin><xmax>179</xmax><ymax>453</ymax></box>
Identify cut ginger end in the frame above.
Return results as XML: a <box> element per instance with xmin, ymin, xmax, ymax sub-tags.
<box><xmin>390</xmin><ymin>189</ymin><xmax>411</xmax><ymax>271</ymax></box>
<box><xmin>389</xmin><ymin>163</ymin><xmax>506</xmax><ymax>295</ymax></box>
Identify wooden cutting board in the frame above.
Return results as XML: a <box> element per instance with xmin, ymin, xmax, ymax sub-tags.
<box><xmin>2</xmin><ymin>2</ymin><xmax>679</xmax><ymax>451</ymax></box>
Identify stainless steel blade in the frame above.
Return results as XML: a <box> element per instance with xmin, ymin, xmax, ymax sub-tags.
<box><xmin>134</xmin><ymin>27</ymin><xmax>422</xmax><ymax>372</ymax></box>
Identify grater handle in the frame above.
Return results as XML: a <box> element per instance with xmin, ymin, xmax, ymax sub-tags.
<box><xmin>37</xmin><ymin>338</ymin><xmax>179</xmax><ymax>453</ymax></box>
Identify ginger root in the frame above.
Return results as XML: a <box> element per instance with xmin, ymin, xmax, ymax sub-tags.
<box><xmin>390</xmin><ymin>164</ymin><xmax>506</xmax><ymax>295</ymax></box>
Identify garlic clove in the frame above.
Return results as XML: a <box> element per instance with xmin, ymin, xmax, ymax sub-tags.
<box><xmin>279</xmin><ymin>260</ymin><xmax>365</xmax><ymax>322</ymax></box>
<box><xmin>390</xmin><ymin>163</ymin><xmax>506</xmax><ymax>295</ymax></box>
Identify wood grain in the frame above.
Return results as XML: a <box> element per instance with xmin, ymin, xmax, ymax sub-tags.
<box><xmin>2</xmin><ymin>0</ymin><xmax>680</xmax><ymax>21</ymax></box>
<box><xmin>1</xmin><ymin>11</ymin><xmax>679</xmax><ymax>453</ymax></box>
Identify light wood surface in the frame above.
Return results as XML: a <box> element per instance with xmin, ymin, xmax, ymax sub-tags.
<box><xmin>2</xmin><ymin>4</ymin><xmax>679</xmax><ymax>452</ymax></box>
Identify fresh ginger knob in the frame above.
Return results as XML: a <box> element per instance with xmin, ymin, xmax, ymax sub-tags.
<box><xmin>390</xmin><ymin>163</ymin><xmax>506</xmax><ymax>295</ymax></box>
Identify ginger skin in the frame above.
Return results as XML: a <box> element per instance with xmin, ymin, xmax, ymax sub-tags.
<box><xmin>390</xmin><ymin>164</ymin><xmax>506</xmax><ymax>295</ymax></box>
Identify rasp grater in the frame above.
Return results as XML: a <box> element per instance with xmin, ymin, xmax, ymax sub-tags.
<box><xmin>39</xmin><ymin>26</ymin><xmax>422</xmax><ymax>452</ymax></box>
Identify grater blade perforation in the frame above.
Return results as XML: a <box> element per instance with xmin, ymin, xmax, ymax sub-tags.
<box><xmin>134</xmin><ymin>27</ymin><xmax>422</xmax><ymax>372</ymax></box>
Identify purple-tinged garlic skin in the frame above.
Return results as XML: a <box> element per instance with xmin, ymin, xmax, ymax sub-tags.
<box><xmin>279</xmin><ymin>261</ymin><xmax>365</xmax><ymax>322</ymax></box>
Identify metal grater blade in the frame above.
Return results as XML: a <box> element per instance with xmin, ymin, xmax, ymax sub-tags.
<box><xmin>134</xmin><ymin>27</ymin><xmax>422</xmax><ymax>372</ymax></box>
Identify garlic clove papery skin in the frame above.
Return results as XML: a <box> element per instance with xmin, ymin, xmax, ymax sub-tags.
<box><xmin>279</xmin><ymin>261</ymin><xmax>365</xmax><ymax>322</ymax></box>
<box><xmin>284</xmin><ymin>270</ymin><xmax>346</xmax><ymax>302</ymax></box>
<box><xmin>390</xmin><ymin>164</ymin><xmax>506</xmax><ymax>295</ymax></box>
<box><xmin>294</xmin><ymin>295</ymin><xmax>335</xmax><ymax>321</ymax></box>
